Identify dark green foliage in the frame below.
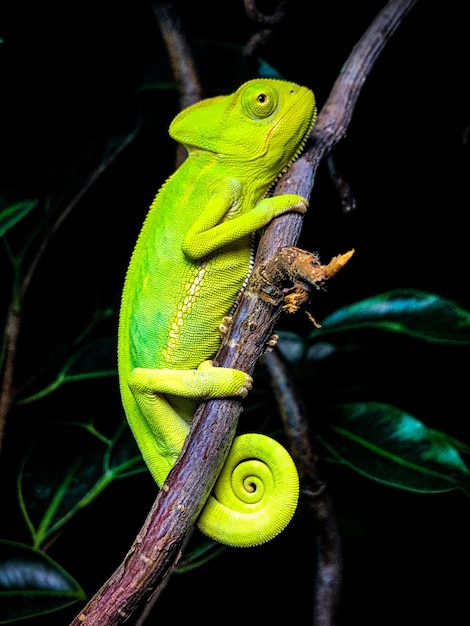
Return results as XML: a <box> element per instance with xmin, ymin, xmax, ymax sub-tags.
<box><xmin>0</xmin><ymin>541</ymin><xmax>85</xmax><ymax>624</ymax></box>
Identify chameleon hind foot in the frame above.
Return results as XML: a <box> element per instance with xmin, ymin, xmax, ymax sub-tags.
<box><xmin>197</xmin><ymin>359</ymin><xmax>253</xmax><ymax>397</ymax></box>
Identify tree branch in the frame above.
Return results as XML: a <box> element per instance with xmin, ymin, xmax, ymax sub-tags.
<box><xmin>243</xmin><ymin>0</ymin><xmax>287</xmax><ymax>56</ymax></box>
<box><xmin>151</xmin><ymin>1</ymin><xmax>203</xmax><ymax>109</ymax></box>
<box><xmin>151</xmin><ymin>1</ymin><xmax>204</xmax><ymax>168</ymax></box>
<box><xmin>69</xmin><ymin>1</ymin><xmax>421</xmax><ymax>624</ymax></box>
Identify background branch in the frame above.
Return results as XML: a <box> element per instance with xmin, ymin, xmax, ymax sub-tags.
<box><xmin>263</xmin><ymin>349</ymin><xmax>343</xmax><ymax>626</ymax></box>
<box><xmin>151</xmin><ymin>2</ymin><xmax>204</xmax><ymax>168</ymax></box>
<box><xmin>69</xmin><ymin>1</ymin><xmax>421</xmax><ymax>624</ymax></box>
<box><xmin>243</xmin><ymin>0</ymin><xmax>287</xmax><ymax>56</ymax></box>
<box><xmin>151</xmin><ymin>2</ymin><xmax>203</xmax><ymax>108</ymax></box>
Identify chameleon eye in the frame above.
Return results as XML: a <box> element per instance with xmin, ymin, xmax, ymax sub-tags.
<box><xmin>242</xmin><ymin>82</ymin><xmax>279</xmax><ymax>119</ymax></box>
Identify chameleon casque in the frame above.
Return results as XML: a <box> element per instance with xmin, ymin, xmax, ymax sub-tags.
<box><xmin>118</xmin><ymin>78</ymin><xmax>317</xmax><ymax>547</ymax></box>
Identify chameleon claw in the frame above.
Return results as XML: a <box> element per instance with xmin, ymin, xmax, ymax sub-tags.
<box><xmin>239</xmin><ymin>375</ymin><xmax>253</xmax><ymax>397</ymax></box>
<box><xmin>265</xmin><ymin>333</ymin><xmax>279</xmax><ymax>353</ymax></box>
<box><xmin>219</xmin><ymin>316</ymin><xmax>233</xmax><ymax>336</ymax></box>
<box><xmin>197</xmin><ymin>360</ymin><xmax>214</xmax><ymax>371</ymax></box>
<box><xmin>295</xmin><ymin>197</ymin><xmax>309</xmax><ymax>214</ymax></box>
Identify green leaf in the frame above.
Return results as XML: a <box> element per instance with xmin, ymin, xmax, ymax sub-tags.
<box><xmin>18</xmin><ymin>337</ymin><xmax>117</xmax><ymax>404</ymax></box>
<box><xmin>104</xmin><ymin>421</ymin><xmax>145</xmax><ymax>479</ymax></box>
<box><xmin>319</xmin><ymin>401</ymin><xmax>470</xmax><ymax>493</ymax></box>
<box><xmin>18</xmin><ymin>422</ymin><xmax>144</xmax><ymax>547</ymax></box>
<box><xmin>315</xmin><ymin>290</ymin><xmax>470</xmax><ymax>344</ymax></box>
<box><xmin>0</xmin><ymin>200</ymin><xmax>38</xmax><ymax>238</ymax></box>
<box><xmin>0</xmin><ymin>540</ymin><xmax>85</xmax><ymax>624</ymax></box>
<box><xmin>18</xmin><ymin>424</ymin><xmax>109</xmax><ymax>547</ymax></box>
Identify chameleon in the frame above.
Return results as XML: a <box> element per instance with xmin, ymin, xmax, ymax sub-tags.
<box><xmin>118</xmin><ymin>78</ymin><xmax>317</xmax><ymax>547</ymax></box>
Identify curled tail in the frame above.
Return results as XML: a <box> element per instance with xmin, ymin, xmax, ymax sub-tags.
<box><xmin>197</xmin><ymin>433</ymin><xmax>299</xmax><ymax>547</ymax></box>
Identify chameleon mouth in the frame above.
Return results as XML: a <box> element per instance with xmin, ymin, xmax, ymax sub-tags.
<box><xmin>260</xmin><ymin>83</ymin><xmax>317</xmax><ymax>180</ymax></box>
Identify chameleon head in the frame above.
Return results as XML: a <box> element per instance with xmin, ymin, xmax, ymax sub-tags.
<box><xmin>169</xmin><ymin>79</ymin><xmax>316</xmax><ymax>174</ymax></box>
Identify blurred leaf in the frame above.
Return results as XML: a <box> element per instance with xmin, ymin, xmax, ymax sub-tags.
<box><xmin>18</xmin><ymin>424</ymin><xmax>108</xmax><ymax>547</ymax></box>
<box><xmin>104</xmin><ymin>421</ymin><xmax>145</xmax><ymax>478</ymax></box>
<box><xmin>18</xmin><ymin>337</ymin><xmax>117</xmax><ymax>404</ymax></box>
<box><xmin>0</xmin><ymin>540</ymin><xmax>85</xmax><ymax>624</ymax></box>
<box><xmin>18</xmin><ymin>422</ymin><xmax>143</xmax><ymax>548</ymax></box>
<box><xmin>319</xmin><ymin>401</ymin><xmax>470</xmax><ymax>493</ymax></box>
<box><xmin>17</xmin><ymin>421</ymin><xmax>145</xmax><ymax>547</ymax></box>
<box><xmin>276</xmin><ymin>330</ymin><xmax>307</xmax><ymax>364</ymax></box>
<box><xmin>314</xmin><ymin>290</ymin><xmax>470</xmax><ymax>344</ymax></box>
<box><xmin>0</xmin><ymin>200</ymin><xmax>38</xmax><ymax>238</ymax></box>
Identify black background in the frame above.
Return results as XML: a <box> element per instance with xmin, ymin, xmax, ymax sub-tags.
<box><xmin>1</xmin><ymin>2</ymin><xmax>469</xmax><ymax>624</ymax></box>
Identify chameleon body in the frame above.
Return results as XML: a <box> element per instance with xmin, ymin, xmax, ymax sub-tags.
<box><xmin>118</xmin><ymin>79</ymin><xmax>316</xmax><ymax>547</ymax></box>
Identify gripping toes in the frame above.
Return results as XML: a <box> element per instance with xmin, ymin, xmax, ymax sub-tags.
<box><xmin>219</xmin><ymin>367</ymin><xmax>252</xmax><ymax>398</ymax></box>
<box><xmin>198</xmin><ymin>360</ymin><xmax>252</xmax><ymax>398</ymax></box>
<box><xmin>281</xmin><ymin>194</ymin><xmax>308</xmax><ymax>215</ymax></box>
<box><xmin>238</xmin><ymin>373</ymin><xmax>253</xmax><ymax>397</ymax></box>
<box><xmin>219</xmin><ymin>316</ymin><xmax>233</xmax><ymax>337</ymax></box>
<box><xmin>294</xmin><ymin>196</ymin><xmax>309</xmax><ymax>214</ymax></box>
<box><xmin>220</xmin><ymin>367</ymin><xmax>253</xmax><ymax>398</ymax></box>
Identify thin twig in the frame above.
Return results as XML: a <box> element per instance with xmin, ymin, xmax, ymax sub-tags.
<box><xmin>243</xmin><ymin>0</ymin><xmax>286</xmax><ymax>25</ymax></box>
<box><xmin>68</xmin><ymin>1</ymin><xmax>421</xmax><ymax>624</ymax></box>
<box><xmin>0</xmin><ymin>307</ymin><xmax>21</xmax><ymax>450</ymax></box>
<box><xmin>327</xmin><ymin>155</ymin><xmax>357</xmax><ymax>214</ymax></box>
<box><xmin>243</xmin><ymin>0</ymin><xmax>287</xmax><ymax>58</ymax></box>
<box><xmin>151</xmin><ymin>2</ymin><xmax>203</xmax><ymax>109</ymax></box>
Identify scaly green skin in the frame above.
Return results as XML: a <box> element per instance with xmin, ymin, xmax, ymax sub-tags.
<box><xmin>118</xmin><ymin>79</ymin><xmax>316</xmax><ymax>547</ymax></box>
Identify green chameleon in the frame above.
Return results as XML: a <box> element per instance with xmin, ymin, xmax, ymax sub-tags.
<box><xmin>118</xmin><ymin>78</ymin><xmax>316</xmax><ymax>547</ymax></box>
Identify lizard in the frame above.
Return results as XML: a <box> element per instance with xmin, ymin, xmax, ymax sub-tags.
<box><xmin>118</xmin><ymin>78</ymin><xmax>317</xmax><ymax>547</ymax></box>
